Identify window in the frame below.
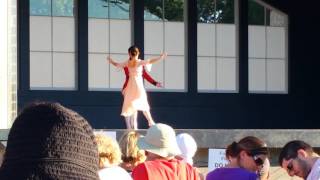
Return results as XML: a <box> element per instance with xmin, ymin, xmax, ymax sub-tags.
<box><xmin>88</xmin><ymin>0</ymin><xmax>131</xmax><ymax>90</ymax></box>
<box><xmin>197</xmin><ymin>0</ymin><xmax>237</xmax><ymax>92</ymax></box>
<box><xmin>144</xmin><ymin>0</ymin><xmax>185</xmax><ymax>91</ymax></box>
<box><xmin>248</xmin><ymin>0</ymin><xmax>288</xmax><ymax>93</ymax></box>
<box><xmin>29</xmin><ymin>0</ymin><xmax>76</xmax><ymax>90</ymax></box>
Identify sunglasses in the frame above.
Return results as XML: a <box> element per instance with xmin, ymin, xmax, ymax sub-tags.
<box><xmin>252</xmin><ymin>155</ymin><xmax>265</xmax><ymax>166</ymax></box>
<box><xmin>286</xmin><ymin>160</ymin><xmax>294</xmax><ymax>172</ymax></box>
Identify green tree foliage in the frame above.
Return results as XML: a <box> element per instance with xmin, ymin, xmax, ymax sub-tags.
<box><xmin>103</xmin><ymin>0</ymin><xmax>233</xmax><ymax>23</ymax></box>
<box><xmin>144</xmin><ymin>0</ymin><xmax>164</xmax><ymax>20</ymax></box>
<box><xmin>198</xmin><ymin>0</ymin><xmax>234</xmax><ymax>23</ymax></box>
<box><xmin>164</xmin><ymin>0</ymin><xmax>184</xmax><ymax>21</ymax></box>
<box><xmin>144</xmin><ymin>0</ymin><xmax>184</xmax><ymax>21</ymax></box>
<box><xmin>197</xmin><ymin>0</ymin><xmax>215</xmax><ymax>23</ymax></box>
<box><xmin>248</xmin><ymin>0</ymin><xmax>265</xmax><ymax>25</ymax></box>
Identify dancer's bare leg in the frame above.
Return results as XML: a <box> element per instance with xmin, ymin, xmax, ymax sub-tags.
<box><xmin>130</xmin><ymin>111</ymin><xmax>138</xmax><ymax>130</ymax></box>
<box><xmin>142</xmin><ymin>111</ymin><xmax>155</xmax><ymax>127</ymax></box>
<box><xmin>124</xmin><ymin>116</ymin><xmax>132</xmax><ymax>129</ymax></box>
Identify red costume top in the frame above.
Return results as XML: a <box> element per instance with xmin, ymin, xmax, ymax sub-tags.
<box><xmin>122</xmin><ymin>66</ymin><xmax>158</xmax><ymax>91</ymax></box>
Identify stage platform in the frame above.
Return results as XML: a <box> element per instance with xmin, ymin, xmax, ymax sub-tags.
<box><xmin>1</xmin><ymin>129</ymin><xmax>320</xmax><ymax>148</ymax></box>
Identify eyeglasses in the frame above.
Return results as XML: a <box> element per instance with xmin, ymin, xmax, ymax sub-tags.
<box><xmin>252</xmin><ymin>155</ymin><xmax>265</xmax><ymax>166</ymax></box>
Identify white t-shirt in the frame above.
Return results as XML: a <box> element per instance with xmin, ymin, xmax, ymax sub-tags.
<box><xmin>307</xmin><ymin>158</ymin><xmax>320</xmax><ymax>180</ymax></box>
<box><xmin>99</xmin><ymin>166</ymin><xmax>132</xmax><ymax>180</ymax></box>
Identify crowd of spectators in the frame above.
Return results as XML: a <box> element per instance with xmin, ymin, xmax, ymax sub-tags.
<box><xmin>0</xmin><ymin>101</ymin><xmax>319</xmax><ymax>180</ymax></box>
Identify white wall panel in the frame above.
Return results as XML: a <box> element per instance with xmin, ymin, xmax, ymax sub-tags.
<box><xmin>88</xmin><ymin>19</ymin><xmax>109</xmax><ymax>53</ymax></box>
<box><xmin>144</xmin><ymin>55</ymin><xmax>164</xmax><ymax>90</ymax></box>
<box><xmin>267</xmin><ymin>59</ymin><xmax>286</xmax><ymax>91</ymax></box>
<box><xmin>109</xmin><ymin>54</ymin><xmax>126</xmax><ymax>89</ymax></box>
<box><xmin>144</xmin><ymin>21</ymin><xmax>164</xmax><ymax>54</ymax></box>
<box><xmin>249</xmin><ymin>59</ymin><xmax>266</xmax><ymax>91</ymax></box>
<box><xmin>267</xmin><ymin>27</ymin><xmax>285</xmax><ymax>58</ymax></box>
<box><xmin>30</xmin><ymin>16</ymin><xmax>51</xmax><ymax>51</ymax></box>
<box><xmin>216</xmin><ymin>24</ymin><xmax>236</xmax><ymax>57</ymax></box>
<box><xmin>217</xmin><ymin>58</ymin><xmax>236</xmax><ymax>91</ymax></box>
<box><xmin>197</xmin><ymin>57</ymin><xmax>215</xmax><ymax>90</ymax></box>
<box><xmin>89</xmin><ymin>53</ymin><xmax>109</xmax><ymax>90</ymax></box>
<box><xmin>197</xmin><ymin>23</ymin><xmax>215</xmax><ymax>56</ymax></box>
<box><xmin>249</xmin><ymin>25</ymin><xmax>266</xmax><ymax>58</ymax></box>
<box><xmin>52</xmin><ymin>52</ymin><xmax>76</xmax><ymax>89</ymax></box>
<box><xmin>30</xmin><ymin>52</ymin><xmax>52</xmax><ymax>89</ymax></box>
<box><xmin>110</xmin><ymin>20</ymin><xmax>130</xmax><ymax>54</ymax></box>
<box><xmin>52</xmin><ymin>17</ymin><xmax>75</xmax><ymax>52</ymax></box>
<box><xmin>164</xmin><ymin>56</ymin><xmax>185</xmax><ymax>90</ymax></box>
<box><xmin>164</xmin><ymin>22</ymin><xmax>184</xmax><ymax>55</ymax></box>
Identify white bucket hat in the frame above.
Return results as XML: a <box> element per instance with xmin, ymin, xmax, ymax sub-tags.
<box><xmin>176</xmin><ymin>133</ymin><xmax>197</xmax><ymax>165</ymax></box>
<box><xmin>137</xmin><ymin>123</ymin><xmax>181</xmax><ymax>158</ymax></box>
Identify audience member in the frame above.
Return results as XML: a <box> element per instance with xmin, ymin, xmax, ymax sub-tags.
<box><xmin>278</xmin><ymin>140</ymin><xmax>320</xmax><ymax>180</ymax></box>
<box><xmin>176</xmin><ymin>133</ymin><xmax>204</xmax><ymax>180</ymax></box>
<box><xmin>0</xmin><ymin>142</ymin><xmax>5</xmax><ymax>167</ymax></box>
<box><xmin>119</xmin><ymin>131</ymin><xmax>146</xmax><ymax>173</ymax></box>
<box><xmin>225</xmin><ymin>142</ymin><xmax>237</xmax><ymax>165</ymax></box>
<box><xmin>95</xmin><ymin>133</ymin><xmax>132</xmax><ymax>180</ymax></box>
<box><xmin>132</xmin><ymin>123</ymin><xmax>200</xmax><ymax>180</ymax></box>
<box><xmin>0</xmin><ymin>102</ymin><xmax>99</xmax><ymax>179</ymax></box>
<box><xmin>206</xmin><ymin>136</ymin><xmax>269</xmax><ymax>180</ymax></box>
<box><xmin>226</xmin><ymin>142</ymin><xmax>270</xmax><ymax>180</ymax></box>
<box><xmin>176</xmin><ymin>133</ymin><xmax>197</xmax><ymax>165</ymax></box>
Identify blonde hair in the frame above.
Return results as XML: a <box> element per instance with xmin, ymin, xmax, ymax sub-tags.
<box><xmin>119</xmin><ymin>131</ymin><xmax>146</xmax><ymax>166</ymax></box>
<box><xmin>95</xmin><ymin>134</ymin><xmax>122</xmax><ymax>168</ymax></box>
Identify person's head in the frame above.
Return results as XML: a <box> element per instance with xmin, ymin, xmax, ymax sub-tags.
<box><xmin>119</xmin><ymin>131</ymin><xmax>146</xmax><ymax>167</ymax></box>
<box><xmin>0</xmin><ymin>102</ymin><xmax>99</xmax><ymax>180</ymax></box>
<box><xmin>137</xmin><ymin>123</ymin><xmax>181</xmax><ymax>160</ymax></box>
<box><xmin>226</xmin><ymin>136</ymin><xmax>269</xmax><ymax>172</ymax></box>
<box><xmin>226</xmin><ymin>142</ymin><xmax>237</xmax><ymax>163</ymax></box>
<box><xmin>176</xmin><ymin>133</ymin><xmax>197</xmax><ymax>165</ymax></box>
<box><xmin>278</xmin><ymin>140</ymin><xmax>314</xmax><ymax>178</ymax></box>
<box><xmin>95</xmin><ymin>134</ymin><xmax>122</xmax><ymax>169</ymax></box>
<box><xmin>225</xmin><ymin>142</ymin><xmax>239</xmax><ymax>169</ymax></box>
<box><xmin>128</xmin><ymin>45</ymin><xmax>140</xmax><ymax>60</ymax></box>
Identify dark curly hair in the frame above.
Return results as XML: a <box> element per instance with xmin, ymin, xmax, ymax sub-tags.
<box><xmin>278</xmin><ymin>140</ymin><xmax>313</xmax><ymax>166</ymax></box>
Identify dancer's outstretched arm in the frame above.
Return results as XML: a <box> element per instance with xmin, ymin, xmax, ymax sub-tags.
<box><xmin>145</xmin><ymin>52</ymin><xmax>167</xmax><ymax>64</ymax></box>
<box><xmin>107</xmin><ymin>56</ymin><xmax>118</xmax><ymax>67</ymax></box>
<box><xmin>107</xmin><ymin>56</ymin><xmax>127</xmax><ymax>68</ymax></box>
